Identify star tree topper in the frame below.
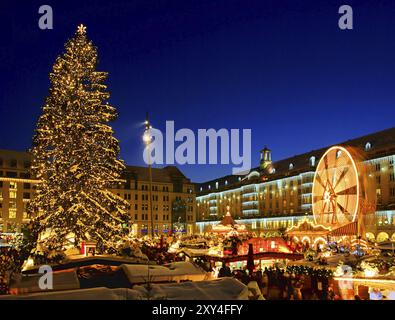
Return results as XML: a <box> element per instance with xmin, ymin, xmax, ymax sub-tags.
<box><xmin>77</xmin><ymin>24</ymin><xmax>87</xmax><ymax>35</ymax></box>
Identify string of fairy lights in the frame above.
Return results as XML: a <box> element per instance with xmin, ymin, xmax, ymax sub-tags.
<box><xmin>28</xmin><ymin>24</ymin><xmax>130</xmax><ymax>255</ymax></box>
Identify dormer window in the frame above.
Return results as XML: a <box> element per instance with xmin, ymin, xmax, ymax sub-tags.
<box><xmin>225</xmin><ymin>180</ymin><xmax>228</xmax><ymax>186</ymax></box>
<box><xmin>336</xmin><ymin>150</ymin><xmax>342</xmax><ymax>159</ymax></box>
<box><xmin>289</xmin><ymin>163</ymin><xmax>294</xmax><ymax>170</ymax></box>
<box><xmin>309</xmin><ymin>156</ymin><xmax>316</xmax><ymax>167</ymax></box>
<box><xmin>215</xmin><ymin>181</ymin><xmax>219</xmax><ymax>189</ymax></box>
<box><xmin>200</xmin><ymin>187</ymin><xmax>203</xmax><ymax>192</ymax></box>
<box><xmin>365</xmin><ymin>142</ymin><xmax>372</xmax><ymax>151</ymax></box>
<box><xmin>208</xmin><ymin>185</ymin><xmax>211</xmax><ymax>190</ymax></box>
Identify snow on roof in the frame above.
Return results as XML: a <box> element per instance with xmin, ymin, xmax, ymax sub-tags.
<box><xmin>10</xmin><ymin>270</ymin><xmax>80</xmax><ymax>294</ymax></box>
<box><xmin>288</xmin><ymin>254</ymin><xmax>358</xmax><ymax>268</ymax></box>
<box><xmin>23</xmin><ymin>255</ymin><xmax>149</xmax><ymax>274</ymax></box>
<box><xmin>133</xmin><ymin>278</ymin><xmax>249</xmax><ymax>300</ymax></box>
<box><xmin>1</xmin><ymin>279</ymin><xmax>249</xmax><ymax>300</ymax></box>
<box><xmin>71</xmin><ymin>255</ymin><xmax>149</xmax><ymax>264</ymax></box>
<box><xmin>180</xmin><ymin>248</ymin><xmax>209</xmax><ymax>257</ymax></box>
<box><xmin>0</xmin><ymin>287</ymin><xmax>143</xmax><ymax>300</ymax></box>
<box><xmin>120</xmin><ymin>261</ymin><xmax>209</xmax><ymax>284</ymax></box>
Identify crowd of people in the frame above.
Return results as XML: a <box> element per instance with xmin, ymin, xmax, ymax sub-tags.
<box><xmin>216</xmin><ymin>263</ymin><xmax>340</xmax><ymax>300</ymax></box>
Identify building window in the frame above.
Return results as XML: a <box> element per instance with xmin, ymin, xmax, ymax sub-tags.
<box><xmin>10</xmin><ymin>159</ymin><xmax>17</xmax><ymax>168</ymax></box>
<box><xmin>376</xmin><ymin>163</ymin><xmax>381</xmax><ymax>171</ymax></box>
<box><xmin>5</xmin><ymin>171</ymin><xmax>18</xmax><ymax>178</ymax></box>
<box><xmin>376</xmin><ymin>176</ymin><xmax>381</xmax><ymax>184</ymax></box>
<box><xmin>24</xmin><ymin>183</ymin><xmax>31</xmax><ymax>189</ymax></box>
<box><xmin>376</xmin><ymin>188</ymin><xmax>382</xmax><ymax>202</ymax></box>
<box><xmin>365</xmin><ymin>142</ymin><xmax>372</xmax><ymax>151</ymax></box>
<box><xmin>9</xmin><ymin>191</ymin><xmax>17</xmax><ymax>199</ymax></box>
<box><xmin>135</xmin><ymin>204</ymin><xmax>138</xmax><ymax>210</ymax></box>
<box><xmin>134</xmin><ymin>214</ymin><xmax>138</xmax><ymax>220</ymax></box>
<box><xmin>289</xmin><ymin>163</ymin><xmax>294</xmax><ymax>170</ymax></box>
<box><xmin>9</xmin><ymin>209</ymin><xmax>17</xmax><ymax>219</ymax></box>
<box><xmin>390</xmin><ymin>173</ymin><xmax>395</xmax><ymax>182</ymax></box>
<box><xmin>309</xmin><ymin>156</ymin><xmax>316</xmax><ymax>167</ymax></box>
<box><xmin>23</xmin><ymin>192</ymin><xmax>30</xmax><ymax>199</ymax></box>
<box><xmin>390</xmin><ymin>188</ymin><xmax>395</xmax><ymax>198</ymax></box>
<box><xmin>336</xmin><ymin>150</ymin><xmax>342</xmax><ymax>159</ymax></box>
<box><xmin>6</xmin><ymin>172</ymin><xmax>17</xmax><ymax>178</ymax></box>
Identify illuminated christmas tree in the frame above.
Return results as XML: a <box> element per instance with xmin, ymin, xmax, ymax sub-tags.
<box><xmin>28</xmin><ymin>24</ymin><xmax>130</xmax><ymax>254</ymax></box>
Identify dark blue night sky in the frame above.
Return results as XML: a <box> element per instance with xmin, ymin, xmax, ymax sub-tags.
<box><xmin>1</xmin><ymin>0</ymin><xmax>395</xmax><ymax>182</ymax></box>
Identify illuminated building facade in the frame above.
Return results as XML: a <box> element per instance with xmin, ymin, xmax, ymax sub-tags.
<box><xmin>0</xmin><ymin>150</ymin><xmax>196</xmax><ymax>236</ymax></box>
<box><xmin>196</xmin><ymin>127</ymin><xmax>395</xmax><ymax>242</ymax></box>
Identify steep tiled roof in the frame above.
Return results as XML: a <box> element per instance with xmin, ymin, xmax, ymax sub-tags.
<box><xmin>124</xmin><ymin>165</ymin><xmax>191</xmax><ymax>184</ymax></box>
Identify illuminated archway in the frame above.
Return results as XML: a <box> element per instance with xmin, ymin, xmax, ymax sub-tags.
<box><xmin>365</xmin><ymin>232</ymin><xmax>375</xmax><ymax>241</ymax></box>
<box><xmin>313</xmin><ymin>236</ymin><xmax>327</xmax><ymax>246</ymax></box>
<box><xmin>376</xmin><ymin>232</ymin><xmax>389</xmax><ymax>243</ymax></box>
<box><xmin>301</xmin><ymin>236</ymin><xmax>311</xmax><ymax>244</ymax></box>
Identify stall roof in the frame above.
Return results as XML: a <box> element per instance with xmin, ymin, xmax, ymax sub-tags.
<box><xmin>120</xmin><ymin>261</ymin><xmax>209</xmax><ymax>284</ymax></box>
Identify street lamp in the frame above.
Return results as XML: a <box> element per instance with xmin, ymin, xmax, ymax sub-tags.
<box><xmin>143</xmin><ymin>112</ymin><xmax>155</xmax><ymax>238</ymax></box>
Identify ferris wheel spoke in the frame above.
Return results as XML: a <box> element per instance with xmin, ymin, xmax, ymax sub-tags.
<box><xmin>314</xmin><ymin>173</ymin><xmax>326</xmax><ymax>189</ymax></box>
<box><xmin>323</xmin><ymin>155</ymin><xmax>329</xmax><ymax>171</ymax></box>
<box><xmin>333</xmin><ymin>167</ymin><xmax>349</xmax><ymax>190</ymax></box>
<box><xmin>313</xmin><ymin>195</ymin><xmax>322</xmax><ymax>203</ymax></box>
<box><xmin>336</xmin><ymin>202</ymin><xmax>352</xmax><ymax>217</ymax></box>
<box><xmin>322</xmin><ymin>201</ymin><xmax>327</xmax><ymax>213</ymax></box>
<box><xmin>335</xmin><ymin>185</ymin><xmax>357</xmax><ymax>196</ymax></box>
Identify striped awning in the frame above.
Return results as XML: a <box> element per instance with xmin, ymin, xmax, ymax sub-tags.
<box><xmin>330</xmin><ymin>221</ymin><xmax>358</xmax><ymax>236</ymax></box>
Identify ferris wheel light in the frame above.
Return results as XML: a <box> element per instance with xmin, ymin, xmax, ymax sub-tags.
<box><xmin>312</xmin><ymin>146</ymin><xmax>361</xmax><ymax>227</ymax></box>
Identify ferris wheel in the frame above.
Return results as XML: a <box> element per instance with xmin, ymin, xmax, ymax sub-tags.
<box><xmin>312</xmin><ymin>146</ymin><xmax>361</xmax><ymax>227</ymax></box>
